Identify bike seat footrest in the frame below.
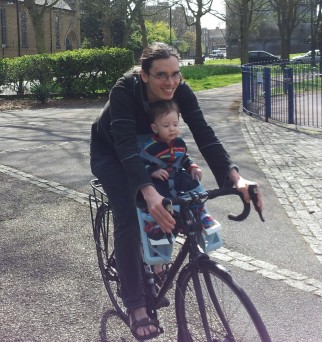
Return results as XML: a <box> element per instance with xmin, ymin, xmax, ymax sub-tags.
<box><xmin>200</xmin><ymin>220</ymin><xmax>223</xmax><ymax>253</ymax></box>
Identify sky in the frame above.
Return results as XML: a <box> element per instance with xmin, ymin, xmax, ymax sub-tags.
<box><xmin>146</xmin><ymin>0</ymin><xmax>226</xmax><ymax>30</ymax></box>
<box><xmin>200</xmin><ymin>0</ymin><xmax>226</xmax><ymax>29</ymax></box>
<box><xmin>201</xmin><ymin>12</ymin><xmax>225</xmax><ymax>29</ymax></box>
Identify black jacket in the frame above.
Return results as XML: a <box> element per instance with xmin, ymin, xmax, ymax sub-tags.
<box><xmin>90</xmin><ymin>72</ymin><xmax>237</xmax><ymax>198</ymax></box>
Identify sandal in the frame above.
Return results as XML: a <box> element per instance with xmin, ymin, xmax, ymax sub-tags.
<box><xmin>128</xmin><ymin>309</ymin><xmax>163</xmax><ymax>341</ymax></box>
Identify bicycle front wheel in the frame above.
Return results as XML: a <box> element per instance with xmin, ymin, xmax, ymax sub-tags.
<box><xmin>93</xmin><ymin>204</ymin><xmax>127</xmax><ymax>321</ymax></box>
<box><xmin>175</xmin><ymin>259</ymin><xmax>271</xmax><ymax>342</ymax></box>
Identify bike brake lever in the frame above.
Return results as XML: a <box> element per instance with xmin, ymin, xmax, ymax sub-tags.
<box><xmin>162</xmin><ymin>198</ymin><xmax>174</xmax><ymax>214</ymax></box>
<box><xmin>249</xmin><ymin>184</ymin><xmax>265</xmax><ymax>222</ymax></box>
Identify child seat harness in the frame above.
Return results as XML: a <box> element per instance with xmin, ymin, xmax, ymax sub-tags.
<box><xmin>140</xmin><ymin>150</ymin><xmax>184</xmax><ymax>197</ymax></box>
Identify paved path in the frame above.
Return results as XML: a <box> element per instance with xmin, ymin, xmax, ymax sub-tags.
<box><xmin>240</xmin><ymin>113</ymin><xmax>322</xmax><ymax>265</ymax></box>
<box><xmin>1</xmin><ymin>85</ymin><xmax>321</xmax><ymax>341</ymax></box>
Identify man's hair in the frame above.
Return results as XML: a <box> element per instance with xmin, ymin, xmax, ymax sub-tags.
<box><xmin>149</xmin><ymin>100</ymin><xmax>180</xmax><ymax>124</ymax></box>
<box><xmin>140</xmin><ymin>42</ymin><xmax>180</xmax><ymax>74</ymax></box>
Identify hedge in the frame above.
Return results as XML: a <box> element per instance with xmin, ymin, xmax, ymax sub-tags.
<box><xmin>0</xmin><ymin>47</ymin><xmax>134</xmax><ymax>99</ymax></box>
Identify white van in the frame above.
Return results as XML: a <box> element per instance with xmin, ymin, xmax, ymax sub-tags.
<box><xmin>210</xmin><ymin>49</ymin><xmax>225</xmax><ymax>59</ymax></box>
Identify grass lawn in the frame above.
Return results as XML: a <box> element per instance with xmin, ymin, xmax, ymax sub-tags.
<box><xmin>181</xmin><ymin>59</ymin><xmax>242</xmax><ymax>91</ymax></box>
<box><xmin>183</xmin><ymin>73</ymin><xmax>242</xmax><ymax>91</ymax></box>
<box><xmin>182</xmin><ymin>53</ymin><xmax>308</xmax><ymax>92</ymax></box>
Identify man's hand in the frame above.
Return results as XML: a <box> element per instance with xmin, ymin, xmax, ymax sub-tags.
<box><xmin>229</xmin><ymin>168</ymin><xmax>263</xmax><ymax>212</ymax></box>
<box><xmin>190</xmin><ymin>167</ymin><xmax>202</xmax><ymax>180</ymax></box>
<box><xmin>140</xmin><ymin>185</ymin><xmax>176</xmax><ymax>233</ymax></box>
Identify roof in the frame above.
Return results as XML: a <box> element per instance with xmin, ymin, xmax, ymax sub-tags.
<box><xmin>34</xmin><ymin>0</ymin><xmax>72</xmax><ymax>11</ymax></box>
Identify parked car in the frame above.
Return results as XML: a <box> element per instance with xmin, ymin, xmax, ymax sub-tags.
<box><xmin>210</xmin><ymin>49</ymin><xmax>225</xmax><ymax>59</ymax></box>
<box><xmin>248</xmin><ymin>51</ymin><xmax>281</xmax><ymax>65</ymax></box>
<box><xmin>219</xmin><ymin>48</ymin><xmax>227</xmax><ymax>58</ymax></box>
<box><xmin>290</xmin><ymin>50</ymin><xmax>321</xmax><ymax>64</ymax></box>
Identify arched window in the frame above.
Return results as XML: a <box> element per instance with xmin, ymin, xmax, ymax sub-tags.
<box><xmin>0</xmin><ymin>7</ymin><xmax>7</xmax><ymax>46</ymax></box>
<box><xmin>55</xmin><ymin>15</ymin><xmax>60</xmax><ymax>48</ymax></box>
<box><xmin>66</xmin><ymin>36</ymin><xmax>72</xmax><ymax>50</ymax></box>
<box><xmin>21</xmin><ymin>11</ymin><xmax>27</xmax><ymax>48</ymax></box>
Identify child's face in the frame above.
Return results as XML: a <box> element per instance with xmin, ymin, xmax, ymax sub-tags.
<box><xmin>151</xmin><ymin>110</ymin><xmax>180</xmax><ymax>144</ymax></box>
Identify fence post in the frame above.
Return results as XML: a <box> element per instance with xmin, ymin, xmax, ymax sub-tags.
<box><xmin>242</xmin><ymin>65</ymin><xmax>251</xmax><ymax>111</ymax></box>
<box><xmin>264</xmin><ymin>67</ymin><xmax>271</xmax><ymax>122</ymax></box>
<box><xmin>287</xmin><ymin>68</ymin><xmax>294</xmax><ymax>124</ymax></box>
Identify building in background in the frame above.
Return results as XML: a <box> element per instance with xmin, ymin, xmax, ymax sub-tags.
<box><xmin>225</xmin><ymin>0</ymin><xmax>313</xmax><ymax>59</ymax></box>
<box><xmin>205</xmin><ymin>26</ymin><xmax>226</xmax><ymax>56</ymax></box>
<box><xmin>0</xmin><ymin>0</ymin><xmax>80</xmax><ymax>58</ymax></box>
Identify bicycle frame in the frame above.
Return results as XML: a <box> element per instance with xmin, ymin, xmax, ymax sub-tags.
<box><xmin>90</xmin><ymin>178</ymin><xmax>270</xmax><ymax>341</ymax></box>
<box><xmin>150</xmin><ymin>200</ymin><xmax>211</xmax><ymax>310</ymax></box>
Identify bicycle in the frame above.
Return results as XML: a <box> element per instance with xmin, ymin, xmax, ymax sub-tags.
<box><xmin>89</xmin><ymin>178</ymin><xmax>271</xmax><ymax>342</ymax></box>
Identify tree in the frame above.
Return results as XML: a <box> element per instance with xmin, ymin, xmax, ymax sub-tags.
<box><xmin>308</xmin><ymin>0</ymin><xmax>322</xmax><ymax>67</ymax></box>
<box><xmin>100</xmin><ymin>0</ymin><xmax>124</xmax><ymax>46</ymax></box>
<box><xmin>81</xmin><ymin>0</ymin><xmax>150</xmax><ymax>49</ymax></box>
<box><xmin>317</xmin><ymin>1</ymin><xmax>322</xmax><ymax>57</ymax></box>
<box><xmin>81</xmin><ymin>0</ymin><xmax>105</xmax><ymax>47</ymax></box>
<box><xmin>225</xmin><ymin>0</ymin><xmax>270</xmax><ymax>64</ymax></box>
<box><xmin>183</xmin><ymin>0</ymin><xmax>214</xmax><ymax>64</ymax></box>
<box><xmin>128</xmin><ymin>20</ymin><xmax>177</xmax><ymax>56</ymax></box>
<box><xmin>122</xmin><ymin>0</ymin><xmax>146</xmax><ymax>47</ymax></box>
<box><xmin>23</xmin><ymin>0</ymin><xmax>61</xmax><ymax>53</ymax></box>
<box><xmin>178</xmin><ymin>31</ymin><xmax>196</xmax><ymax>58</ymax></box>
<box><xmin>318</xmin><ymin>1</ymin><xmax>322</xmax><ymax>72</ymax></box>
<box><xmin>268</xmin><ymin>0</ymin><xmax>310</xmax><ymax>60</ymax></box>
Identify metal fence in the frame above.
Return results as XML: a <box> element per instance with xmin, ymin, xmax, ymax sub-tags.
<box><xmin>242</xmin><ymin>63</ymin><xmax>322</xmax><ymax>128</ymax></box>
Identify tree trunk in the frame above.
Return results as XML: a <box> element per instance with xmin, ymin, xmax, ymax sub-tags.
<box><xmin>137</xmin><ymin>10</ymin><xmax>148</xmax><ymax>49</ymax></box>
<box><xmin>24</xmin><ymin>0</ymin><xmax>47</xmax><ymax>53</ymax></box>
<box><xmin>194</xmin><ymin>16</ymin><xmax>203</xmax><ymax>64</ymax></box>
<box><xmin>101</xmin><ymin>24</ymin><xmax>112</xmax><ymax>46</ymax></box>
<box><xmin>240</xmin><ymin>0</ymin><xmax>250</xmax><ymax>65</ymax></box>
<box><xmin>32</xmin><ymin>15</ymin><xmax>46</xmax><ymax>53</ymax></box>
<box><xmin>24</xmin><ymin>0</ymin><xmax>64</xmax><ymax>53</ymax></box>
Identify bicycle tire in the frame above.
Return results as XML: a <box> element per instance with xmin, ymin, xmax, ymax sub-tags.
<box><xmin>175</xmin><ymin>258</ymin><xmax>271</xmax><ymax>342</ymax></box>
<box><xmin>93</xmin><ymin>204</ymin><xmax>127</xmax><ymax>321</ymax></box>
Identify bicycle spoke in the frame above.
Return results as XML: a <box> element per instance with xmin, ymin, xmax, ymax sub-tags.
<box><xmin>94</xmin><ymin>205</ymin><xmax>127</xmax><ymax>320</ymax></box>
<box><xmin>176</xmin><ymin>259</ymin><xmax>271</xmax><ymax>342</ymax></box>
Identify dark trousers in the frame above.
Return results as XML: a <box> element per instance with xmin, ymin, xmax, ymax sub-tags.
<box><xmin>91</xmin><ymin>150</ymin><xmax>145</xmax><ymax>310</ymax></box>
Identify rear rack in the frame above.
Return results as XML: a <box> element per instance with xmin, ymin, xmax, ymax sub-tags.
<box><xmin>89</xmin><ymin>179</ymin><xmax>110</xmax><ymax>231</ymax></box>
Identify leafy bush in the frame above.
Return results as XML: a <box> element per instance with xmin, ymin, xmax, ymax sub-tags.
<box><xmin>1</xmin><ymin>48</ymin><xmax>134</xmax><ymax>98</ymax></box>
<box><xmin>51</xmin><ymin>48</ymin><xmax>134</xmax><ymax>97</ymax></box>
<box><xmin>30</xmin><ymin>82</ymin><xmax>58</xmax><ymax>103</ymax></box>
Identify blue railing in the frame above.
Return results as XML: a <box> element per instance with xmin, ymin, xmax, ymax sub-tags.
<box><xmin>242</xmin><ymin>63</ymin><xmax>322</xmax><ymax>128</ymax></box>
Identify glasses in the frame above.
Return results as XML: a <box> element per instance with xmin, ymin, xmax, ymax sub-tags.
<box><xmin>148</xmin><ymin>71</ymin><xmax>182</xmax><ymax>81</ymax></box>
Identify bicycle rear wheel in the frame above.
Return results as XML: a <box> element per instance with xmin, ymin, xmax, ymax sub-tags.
<box><xmin>93</xmin><ymin>204</ymin><xmax>127</xmax><ymax>321</ymax></box>
<box><xmin>175</xmin><ymin>259</ymin><xmax>271</xmax><ymax>342</ymax></box>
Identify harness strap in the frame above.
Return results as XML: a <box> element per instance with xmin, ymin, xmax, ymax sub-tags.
<box><xmin>140</xmin><ymin>150</ymin><xmax>167</xmax><ymax>169</ymax></box>
<box><xmin>140</xmin><ymin>150</ymin><xmax>185</xmax><ymax>196</ymax></box>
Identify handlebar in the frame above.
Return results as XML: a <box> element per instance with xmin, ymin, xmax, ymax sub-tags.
<box><xmin>163</xmin><ymin>184</ymin><xmax>265</xmax><ymax>222</ymax></box>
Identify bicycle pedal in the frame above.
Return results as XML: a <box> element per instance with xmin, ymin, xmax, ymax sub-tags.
<box><xmin>157</xmin><ymin>296</ymin><xmax>170</xmax><ymax>309</ymax></box>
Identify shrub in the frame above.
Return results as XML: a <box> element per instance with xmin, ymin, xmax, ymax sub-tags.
<box><xmin>1</xmin><ymin>48</ymin><xmax>134</xmax><ymax>98</ymax></box>
<box><xmin>30</xmin><ymin>82</ymin><xmax>57</xmax><ymax>103</ymax></box>
<box><xmin>51</xmin><ymin>48</ymin><xmax>134</xmax><ymax>97</ymax></box>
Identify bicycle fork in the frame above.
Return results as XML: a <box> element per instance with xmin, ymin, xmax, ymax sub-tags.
<box><xmin>191</xmin><ymin>264</ymin><xmax>213</xmax><ymax>341</ymax></box>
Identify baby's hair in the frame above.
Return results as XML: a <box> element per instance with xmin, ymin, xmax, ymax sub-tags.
<box><xmin>149</xmin><ymin>100</ymin><xmax>180</xmax><ymax>124</ymax></box>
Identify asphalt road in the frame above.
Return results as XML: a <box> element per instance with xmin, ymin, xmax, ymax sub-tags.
<box><xmin>1</xmin><ymin>84</ymin><xmax>321</xmax><ymax>341</ymax></box>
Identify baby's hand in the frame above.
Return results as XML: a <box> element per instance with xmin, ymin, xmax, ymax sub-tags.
<box><xmin>151</xmin><ymin>169</ymin><xmax>169</xmax><ymax>180</ymax></box>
